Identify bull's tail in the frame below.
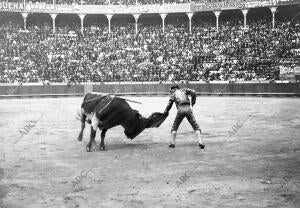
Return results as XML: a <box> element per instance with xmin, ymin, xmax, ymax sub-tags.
<box><xmin>77</xmin><ymin>108</ymin><xmax>87</xmax><ymax>142</ymax></box>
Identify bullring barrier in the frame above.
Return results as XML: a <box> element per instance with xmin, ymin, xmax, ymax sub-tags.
<box><xmin>0</xmin><ymin>83</ymin><xmax>299</xmax><ymax>98</ymax></box>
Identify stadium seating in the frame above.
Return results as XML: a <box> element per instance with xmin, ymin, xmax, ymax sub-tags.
<box><xmin>0</xmin><ymin>6</ymin><xmax>299</xmax><ymax>83</ymax></box>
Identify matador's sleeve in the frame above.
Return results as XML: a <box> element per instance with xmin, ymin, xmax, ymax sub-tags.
<box><xmin>185</xmin><ymin>88</ymin><xmax>196</xmax><ymax>106</ymax></box>
<box><xmin>164</xmin><ymin>94</ymin><xmax>175</xmax><ymax>113</ymax></box>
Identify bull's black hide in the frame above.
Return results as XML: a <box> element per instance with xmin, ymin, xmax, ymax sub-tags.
<box><xmin>81</xmin><ymin>93</ymin><xmax>167</xmax><ymax>139</ymax></box>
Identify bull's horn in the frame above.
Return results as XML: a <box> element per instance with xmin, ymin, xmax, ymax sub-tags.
<box><xmin>75</xmin><ymin>109</ymin><xmax>82</xmax><ymax>121</ymax></box>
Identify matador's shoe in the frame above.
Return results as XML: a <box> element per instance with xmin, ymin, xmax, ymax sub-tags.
<box><xmin>199</xmin><ymin>143</ymin><xmax>205</xmax><ymax>149</ymax></box>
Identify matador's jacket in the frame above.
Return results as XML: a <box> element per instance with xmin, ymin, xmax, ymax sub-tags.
<box><xmin>164</xmin><ymin>88</ymin><xmax>196</xmax><ymax>111</ymax></box>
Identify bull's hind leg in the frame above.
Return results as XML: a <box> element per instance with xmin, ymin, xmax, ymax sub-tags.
<box><xmin>77</xmin><ymin>110</ymin><xmax>86</xmax><ymax>142</ymax></box>
<box><xmin>100</xmin><ymin>129</ymin><xmax>107</xmax><ymax>151</ymax></box>
<box><xmin>86</xmin><ymin>126</ymin><xmax>96</xmax><ymax>152</ymax></box>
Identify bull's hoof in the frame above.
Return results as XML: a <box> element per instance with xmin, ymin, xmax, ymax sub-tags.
<box><xmin>86</xmin><ymin>146</ymin><xmax>92</xmax><ymax>152</ymax></box>
<box><xmin>99</xmin><ymin>146</ymin><xmax>106</xmax><ymax>151</ymax></box>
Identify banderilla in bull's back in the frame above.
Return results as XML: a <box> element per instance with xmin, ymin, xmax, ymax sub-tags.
<box><xmin>83</xmin><ymin>94</ymin><xmax>142</xmax><ymax>105</ymax></box>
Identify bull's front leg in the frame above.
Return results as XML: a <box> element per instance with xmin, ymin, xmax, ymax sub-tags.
<box><xmin>86</xmin><ymin>115</ymin><xmax>99</xmax><ymax>152</ymax></box>
<box><xmin>100</xmin><ymin>129</ymin><xmax>107</xmax><ymax>151</ymax></box>
<box><xmin>77</xmin><ymin>111</ymin><xmax>86</xmax><ymax>142</ymax></box>
<box><xmin>86</xmin><ymin>126</ymin><xmax>96</xmax><ymax>152</ymax></box>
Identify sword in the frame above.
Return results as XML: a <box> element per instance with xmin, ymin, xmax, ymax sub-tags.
<box><xmin>177</xmin><ymin>129</ymin><xmax>203</xmax><ymax>135</ymax></box>
<box><xmin>177</xmin><ymin>131</ymin><xmax>194</xmax><ymax>135</ymax></box>
<box><xmin>117</xmin><ymin>97</ymin><xmax>142</xmax><ymax>104</ymax></box>
<box><xmin>83</xmin><ymin>94</ymin><xmax>142</xmax><ymax>104</ymax></box>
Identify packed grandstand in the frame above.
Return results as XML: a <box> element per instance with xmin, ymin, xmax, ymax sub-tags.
<box><xmin>0</xmin><ymin>0</ymin><xmax>299</xmax><ymax>83</ymax></box>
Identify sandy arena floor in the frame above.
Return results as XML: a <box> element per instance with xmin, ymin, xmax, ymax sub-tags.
<box><xmin>0</xmin><ymin>96</ymin><xmax>299</xmax><ymax>208</ymax></box>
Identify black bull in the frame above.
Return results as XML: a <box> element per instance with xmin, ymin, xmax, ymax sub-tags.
<box><xmin>77</xmin><ymin>93</ymin><xmax>167</xmax><ymax>151</ymax></box>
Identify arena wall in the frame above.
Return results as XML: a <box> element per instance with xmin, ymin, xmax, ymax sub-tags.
<box><xmin>0</xmin><ymin>84</ymin><xmax>84</xmax><ymax>98</ymax></box>
<box><xmin>92</xmin><ymin>83</ymin><xmax>300</xmax><ymax>96</ymax></box>
<box><xmin>0</xmin><ymin>83</ymin><xmax>300</xmax><ymax>98</ymax></box>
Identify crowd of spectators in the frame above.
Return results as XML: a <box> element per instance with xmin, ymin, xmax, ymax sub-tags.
<box><xmin>21</xmin><ymin>0</ymin><xmax>299</xmax><ymax>6</ymax></box>
<box><xmin>0</xmin><ymin>11</ymin><xmax>299</xmax><ymax>83</ymax></box>
<box><xmin>28</xmin><ymin>0</ymin><xmax>212</xmax><ymax>5</ymax></box>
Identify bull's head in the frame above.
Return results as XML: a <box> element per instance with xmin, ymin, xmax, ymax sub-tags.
<box><xmin>76</xmin><ymin>109</ymin><xmax>91</xmax><ymax>124</ymax></box>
